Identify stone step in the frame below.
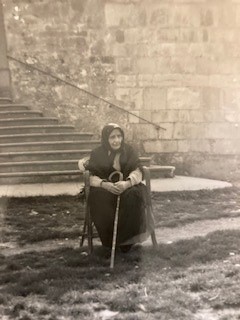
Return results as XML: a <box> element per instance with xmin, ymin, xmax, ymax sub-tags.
<box><xmin>0</xmin><ymin>125</ymin><xmax>75</xmax><ymax>135</ymax></box>
<box><xmin>0</xmin><ymin>164</ymin><xmax>175</xmax><ymax>185</ymax></box>
<box><xmin>149</xmin><ymin>165</ymin><xmax>176</xmax><ymax>178</ymax></box>
<box><xmin>0</xmin><ymin>117</ymin><xmax>59</xmax><ymax>127</ymax></box>
<box><xmin>139</xmin><ymin>157</ymin><xmax>151</xmax><ymax>167</ymax></box>
<box><xmin>0</xmin><ymin>97</ymin><xmax>172</xmax><ymax>184</ymax></box>
<box><xmin>0</xmin><ymin>140</ymin><xmax>100</xmax><ymax>152</ymax></box>
<box><xmin>0</xmin><ymin>157</ymin><xmax>152</xmax><ymax>173</ymax></box>
<box><xmin>0</xmin><ymin>170</ymin><xmax>82</xmax><ymax>184</ymax></box>
<box><xmin>0</xmin><ymin>160</ymin><xmax>80</xmax><ymax>173</ymax></box>
<box><xmin>0</xmin><ymin>99</ymin><xmax>170</xmax><ymax>186</ymax></box>
<box><xmin>0</xmin><ymin>148</ymin><xmax>150</xmax><ymax>163</ymax></box>
<box><xmin>0</xmin><ymin>104</ymin><xmax>30</xmax><ymax>111</ymax></box>
<box><xmin>0</xmin><ymin>110</ymin><xmax>43</xmax><ymax>119</ymax></box>
<box><xmin>0</xmin><ymin>132</ymin><xmax>94</xmax><ymax>143</ymax></box>
<box><xmin>0</xmin><ymin>149</ymin><xmax>91</xmax><ymax>162</ymax></box>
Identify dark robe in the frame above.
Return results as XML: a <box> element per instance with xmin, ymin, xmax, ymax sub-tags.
<box><xmin>86</xmin><ymin>143</ymin><xmax>149</xmax><ymax>248</ymax></box>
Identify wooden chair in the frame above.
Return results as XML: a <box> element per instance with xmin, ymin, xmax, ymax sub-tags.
<box><xmin>80</xmin><ymin>166</ymin><xmax>158</xmax><ymax>254</ymax></box>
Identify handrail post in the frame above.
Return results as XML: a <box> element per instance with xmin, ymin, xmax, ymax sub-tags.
<box><xmin>0</xmin><ymin>0</ymin><xmax>11</xmax><ymax>99</ymax></box>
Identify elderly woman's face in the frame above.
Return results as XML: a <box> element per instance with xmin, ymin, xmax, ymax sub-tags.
<box><xmin>108</xmin><ymin>128</ymin><xmax>123</xmax><ymax>150</ymax></box>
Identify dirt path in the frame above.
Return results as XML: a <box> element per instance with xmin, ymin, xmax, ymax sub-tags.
<box><xmin>2</xmin><ymin>216</ymin><xmax>240</xmax><ymax>257</ymax></box>
<box><xmin>151</xmin><ymin>216</ymin><xmax>240</xmax><ymax>244</ymax></box>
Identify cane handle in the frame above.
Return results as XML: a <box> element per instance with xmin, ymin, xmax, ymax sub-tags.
<box><xmin>108</xmin><ymin>171</ymin><xmax>123</xmax><ymax>182</ymax></box>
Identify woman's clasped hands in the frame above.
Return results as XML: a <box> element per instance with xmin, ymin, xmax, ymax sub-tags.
<box><xmin>101</xmin><ymin>180</ymin><xmax>131</xmax><ymax>195</ymax></box>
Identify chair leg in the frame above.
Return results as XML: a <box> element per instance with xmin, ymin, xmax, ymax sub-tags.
<box><xmin>80</xmin><ymin>198</ymin><xmax>88</xmax><ymax>247</ymax></box>
<box><xmin>80</xmin><ymin>217</ymin><xmax>87</xmax><ymax>247</ymax></box>
<box><xmin>80</xmin><ymin>208</ymin><xmax>93</xmax><ymax>254</ymax></box>
<box><xmin>145</xmin><ymin>203</ymin><xmax>158</xmax><ymax>249</ymax></box>
<box><xmin>143</xmin><ymin>167</ymin><xmax>158</xmax><ymax>249</ymax></box>
<box><xmin>80</xmin><ymin>197</ymin><xmax>93</xmax><ymax>254</ymax></box>
<box><xmin>82</xmin><ymin>170</ymin><xmax>93</xmax><ymax>254</ymax></box>
<box><xmin>87</xmin><ymin>207</ymin><xmax>93</xmax><ymax>254</ymax></box>
<box><xmin>151</xmin><ymin>230</ymin><xmax>158</xmax><ymax>249</ymax></box>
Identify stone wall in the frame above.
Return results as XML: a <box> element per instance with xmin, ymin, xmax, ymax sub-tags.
<box><xmin>2</xmin><ymin>0</ymin><xmax>240</xmax><ymax>181</ymax></box>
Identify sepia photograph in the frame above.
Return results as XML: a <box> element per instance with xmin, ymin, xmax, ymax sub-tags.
<box><xmin>1</xmin><ymin>0</ymin><xmax>240</xmax><ymax>319</ymax></box>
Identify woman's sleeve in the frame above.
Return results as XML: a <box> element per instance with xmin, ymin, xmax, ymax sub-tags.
<box><xmin>89</xmin><ymin>175</ymin><xmax>103</xmax><ymax>187</ymax></box>
<box><xmin>127</xmin><ymin>167</ymin><xmax>143</xmax><ymax>186</ymax></box>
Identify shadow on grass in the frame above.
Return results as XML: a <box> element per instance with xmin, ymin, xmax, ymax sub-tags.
<box><xmin>1</xmin><ymin>229</ymin><xmax>240</xmax><ymax>302</ymax></box>
<box><xmin>2</xmin><ymin>187</ymin><xmax>240</xmax><ymax>245</ymax></box>
<box><xmin>152</xmin><ymin>186</ymin><xmax>240</xmax><ymax>228</ymax></box>
<box><xmin>1</xmin><ymin>195</ymin><xmax>84</xmax><ymax>244</ymax></box>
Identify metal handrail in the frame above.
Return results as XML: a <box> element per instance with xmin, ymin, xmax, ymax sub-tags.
<box><xmin>7</xmin><ymin>55</ymin><xmax>166</xmax><ymax>131</ymax></box>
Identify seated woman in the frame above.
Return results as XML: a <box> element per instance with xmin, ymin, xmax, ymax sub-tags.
<box><xmin>84</xmin><ymin>123</ymin><xmax>152</xmax><ymax>253</ymax></box>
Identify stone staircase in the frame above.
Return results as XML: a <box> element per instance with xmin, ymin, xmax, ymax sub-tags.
<box><xmin>0</xmin><ymin>98</ymin><xmax>175</xmax><ymax>185</ymax></box>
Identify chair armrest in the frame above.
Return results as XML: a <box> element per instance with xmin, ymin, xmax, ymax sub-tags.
<box><xmin>83</xmin><ymin>170</ymin><xmax>90</xmax><ymax>200</ymax></box>
<box><xmin>78</xmin><ymin>157</ymin><xmax>90</xmax><ymax>173</ymax></box>
<box><xmin>142</xmin><ymin>166</ymin><xmax>151</xmax><ymax>193</ymax></box>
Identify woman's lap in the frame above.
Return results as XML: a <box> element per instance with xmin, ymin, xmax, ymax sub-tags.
<box><xmin>88</xmin><ymin>184</ymin><xmax>147</xmax><ymax>247</ymax></box>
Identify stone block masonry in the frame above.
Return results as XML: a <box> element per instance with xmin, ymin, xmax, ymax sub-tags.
<box><xmin>2</xmin><ymin>0</ymin><xmax>240</xmax><ymax>180</ymax></box>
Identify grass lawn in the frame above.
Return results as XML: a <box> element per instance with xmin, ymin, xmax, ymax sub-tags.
<box><xmin>1</xmin><ymin>187</ymin><xmax>240</xmax><ymax>319</ymax></box>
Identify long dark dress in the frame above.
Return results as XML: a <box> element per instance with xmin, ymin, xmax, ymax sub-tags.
<box><xmin>86</xmin><ymin>143</ymin><xmax>149</xmax><ymax>248</ymax></box>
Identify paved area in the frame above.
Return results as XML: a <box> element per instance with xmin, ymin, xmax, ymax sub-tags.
<box><xmin>144</xmin><ymin>216</ymin><xmax>240</xmax><ymax>246</ymax></box>
<box><xmin>150</xmin><ymin>175</ymin><xmax>232</xmax><ymax>192</ymax></box>
<box><xmin>0</xmin><ymin>176</ymin><xmax>232</xmax><ymax>197</ymax></box>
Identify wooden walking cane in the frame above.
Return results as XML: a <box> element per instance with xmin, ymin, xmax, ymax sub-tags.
<box><xmin>109</xmin><ymin>171</ymin><xmax>123</xmax><ymax>269</ymax></box>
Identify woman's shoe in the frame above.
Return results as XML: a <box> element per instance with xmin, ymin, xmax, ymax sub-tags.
<box><xmin>120</xmin><ymin>244</ymin><xmax>132</xmax><ymax>253</ymax></box>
